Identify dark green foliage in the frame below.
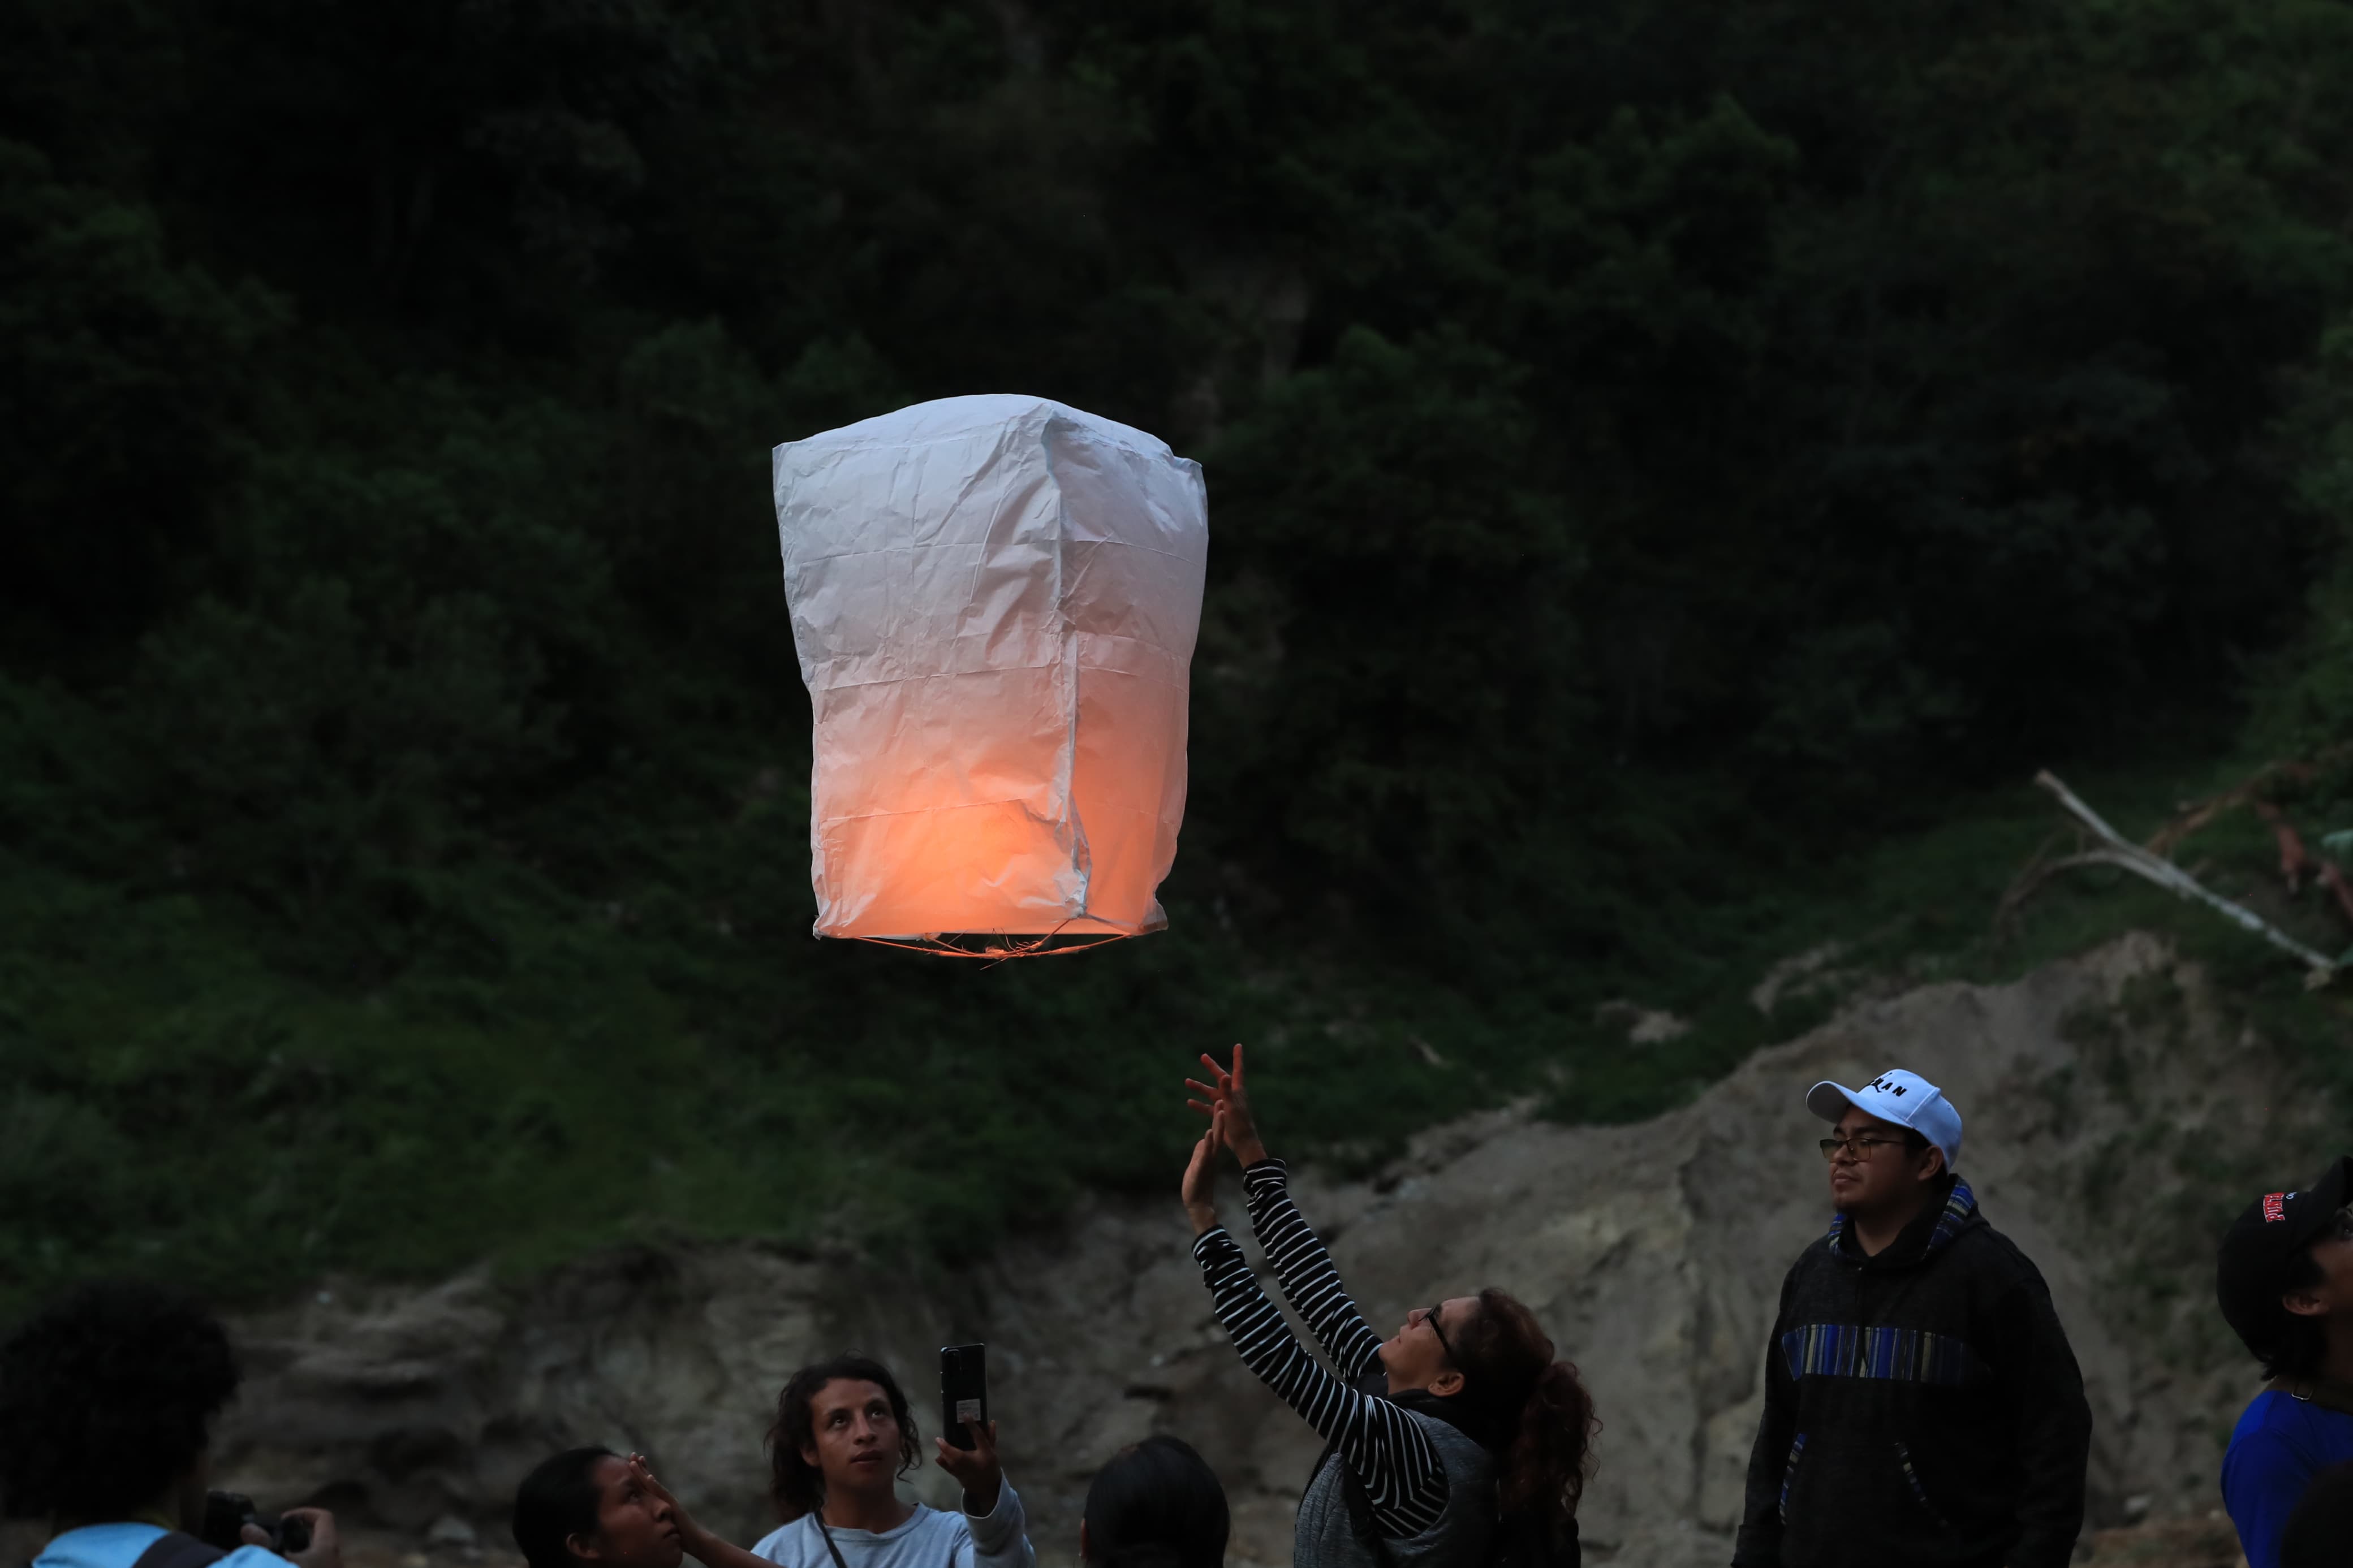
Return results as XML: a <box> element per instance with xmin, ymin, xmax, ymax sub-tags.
<box><xmin>2256</xmin><ymin>321</ymin><xmax>2353</xmax><ymax>830</ymax></box>
<box><xmin>4</xmin><ymin>0</ymin><xmax>2353</xmax><ymax>1302</ymax></box>
<box><xmin>1196</xmin><ymin>326</ymin><xmax>1583</xmax><ymax>943</ymax></box>
<box><xmin>0</xmin><ymin>140</ymin><xmax>283</xmax><ymax>655</ymax></box>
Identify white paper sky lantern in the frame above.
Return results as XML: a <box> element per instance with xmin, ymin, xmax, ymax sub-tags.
<box><xmin>773</xmin><ymin>395</ymin><xmax>1209</xmax><ymax>952</ymax></box>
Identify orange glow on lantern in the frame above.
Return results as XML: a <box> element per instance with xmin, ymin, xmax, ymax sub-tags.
<box><xmin>774</xmin><ymin>396</ymin><xmax>1208</xmax><ymax>945</ymax></box>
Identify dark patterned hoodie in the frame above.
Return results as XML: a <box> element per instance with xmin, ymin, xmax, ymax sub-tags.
<box><xmin>1731</xmin><ymin>1177</ymin><xmax>2092</xmax><ymax>1568</ymax></box>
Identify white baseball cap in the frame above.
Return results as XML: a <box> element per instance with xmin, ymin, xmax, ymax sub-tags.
<box><xmin>1806</xmin><ymin>1068</ymin><xmax>1963</xmax><ymax>1170</ymax></box>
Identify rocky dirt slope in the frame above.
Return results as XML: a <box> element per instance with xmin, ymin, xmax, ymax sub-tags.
<box><xmin>212</xmin><ymin>934</ymin><xmax>2317</xmax><ymax>1567</ymax></box>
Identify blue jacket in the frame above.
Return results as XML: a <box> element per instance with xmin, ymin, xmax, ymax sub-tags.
<box><xmin>36</xmin><ymin>1525</ymin><xmax>286</xmax><ymax>1568</ymax></box>
<box><xmin>2222</xmin><ymin>1388</ymin><xmax>2353</xmax><ymax>1568</ymax></box>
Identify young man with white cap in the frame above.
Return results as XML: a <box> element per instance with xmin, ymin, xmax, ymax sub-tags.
<box><xmin>1731</xmin><ymin>1069</ymin><xmax>2091</xmax><ymax>1568</ymax></box>
<box><xmin>2214</xmin><ymin>1155</ymin><xmax>2353</xmax><ymax>1568</ymax></box>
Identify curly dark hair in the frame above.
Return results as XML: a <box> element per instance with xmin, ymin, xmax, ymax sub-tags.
<box><xmin>1446</xmin><ymin>1289</ymin><xmax>1599</xmax><ymax>1552</ymax></box>
<box><xmin>766</xmin><ymin>1355</ymin><xmax>921</xmax><ymax>1522</ymax></box>
<box><xmin>0</xmin><ymin>1281</ymin><xmax>241</xmax><ymax>1521</ymax></box>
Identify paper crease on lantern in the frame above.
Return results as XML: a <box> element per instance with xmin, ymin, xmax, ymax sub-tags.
<box><xmin>773</xmin><ymin>395</ymin><xmax>1209</xmax><ymax>948</ymax></box>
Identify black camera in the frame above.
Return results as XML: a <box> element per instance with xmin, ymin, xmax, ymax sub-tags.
<box><xmin>200</xmin><ymin>1491</ymin><xmax>312</xmax><ymax>1556</ymax></box>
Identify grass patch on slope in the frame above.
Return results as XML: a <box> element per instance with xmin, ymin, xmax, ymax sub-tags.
<box><xmin>5</xmin><ymin>733</ymin><xmax>2348</xmax><ymax>1315</ymax></box>
<box><xmin>1535</xmin><ymin>748</ymin><xmax>2353</xmax><ymax>1129</ymax></box>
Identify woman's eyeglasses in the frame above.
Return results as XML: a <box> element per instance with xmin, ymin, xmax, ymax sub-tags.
<box><xmin>1424</xmin><ymin>1303</ymin><xmax>1455</xmax><ymax>1365</ymax></box>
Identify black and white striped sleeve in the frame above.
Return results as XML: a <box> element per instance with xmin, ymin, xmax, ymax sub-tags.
<box><xmin>1192</xmin><ymin>1224</ymin><xmax>1449</xmax><ymax>1539</ymax></box>
<box><xmin>1239</xmin><ymin>1158</ymin><xmax>1386</xmax><ymax>1379</ymax></box>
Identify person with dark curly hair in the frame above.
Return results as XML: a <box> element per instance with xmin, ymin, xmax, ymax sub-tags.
<box><xmin>747</xmin><ymin>1354</ymin><xmax>1035</xmax><ymax>1568</ymax></box>
<box><xmin>1182</xmin><ymin>1047</ymin><xmax>1597</xmax><ymax>1568</ymax></box>
<box><xmin>0</xmin><ymin>1281</ymin><xmax>342</xmax><ymax>1568</ymax></box>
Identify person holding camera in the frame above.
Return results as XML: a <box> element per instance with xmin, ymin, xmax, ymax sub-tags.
<box><xmin>748</xmin><ymin>1354</ymin><xmax>1036</xmax><ymax>1568</ymax></box>
<box><xmin>0</xmin><ymin>1281</ymin><xmax>342</xmax><ymax>1568</ymax></box>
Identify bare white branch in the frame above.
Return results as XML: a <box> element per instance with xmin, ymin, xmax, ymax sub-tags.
<box><xmin>2032</xmin><ymin>770</ymin><xmax>2342</xmax><ymax>983</ymax></box>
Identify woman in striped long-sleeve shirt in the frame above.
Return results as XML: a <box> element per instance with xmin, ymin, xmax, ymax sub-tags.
<box><xmin>1178</xmin><ymin>1047</ymin><xmax>1597</xmax><ymax>1568</ymax></box>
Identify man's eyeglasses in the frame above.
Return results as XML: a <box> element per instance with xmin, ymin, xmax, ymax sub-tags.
<box><xmin>1818</xmin><ymin>1134</ymin><xmax>1910</xmax><ymax>1163</ymax></box>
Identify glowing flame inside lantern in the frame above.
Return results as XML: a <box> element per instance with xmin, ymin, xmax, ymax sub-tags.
<box><xmin>774</xmin><ymin>395</ymin><xmax>1208</xmax><ymax>947</ymax></box>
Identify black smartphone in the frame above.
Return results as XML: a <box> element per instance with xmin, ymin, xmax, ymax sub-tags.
<box><xmin>939</xmin><ymin>1342</ymin><xmax>988</xmax><ymax>1451</ymax></box>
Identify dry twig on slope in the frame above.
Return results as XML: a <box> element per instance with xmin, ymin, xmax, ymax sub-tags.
<box><xmin>2020</xmin><ymin>771</ymin><xmax>2342</xmax><ymax>987</ymax></box>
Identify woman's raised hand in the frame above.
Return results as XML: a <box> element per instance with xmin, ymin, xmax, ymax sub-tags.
<box><xmin>1186</xmin><ymin>1043</ymin><xmax>1268</xmax><ymax>1165</ymax></box>
<box><xmin>933</xmin><ymin>1418</ymin><xmax>1005</xmax><ymax>1514</ymax></box>
<box><xmin>628</xmin><ymin>1455</ymin><xmax>707</xmax><ymax>1556</ymax></box>
<box><xmin>628</xmin><ymin>1454</ymin><xmax>773</xmax><ymax>1568</ymax></box>
<box><xmin>1181</xmin><ymin>1104</ymin><xmax>1225</xmax><ymax>1236</ymax></box>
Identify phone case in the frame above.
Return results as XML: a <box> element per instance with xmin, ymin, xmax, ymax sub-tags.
<box><xmin>939</xmin><ymin>1342</ymin><xmax>988</xmax><ymax>1452</ymax></box>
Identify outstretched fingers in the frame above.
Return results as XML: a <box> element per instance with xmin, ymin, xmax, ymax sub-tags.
<box><xmin>1186</xmin><ymin>1074</ymin><xmax>1226</xmax><ymax>1120</ymax></box>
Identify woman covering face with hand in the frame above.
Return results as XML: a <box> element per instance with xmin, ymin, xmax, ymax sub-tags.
<box><xmin>1181</xmin><ymin>1047</ymin><xmax>1597</xmax><ymax>1568</ymax></box>
<box><xmin>512</xmin><ymin>1450</ymin><xmax>690</xmax><ymax>1568</ymax></box>
<box><xmin>514</xmin><ymin>1447</ymin><xmax>800</xmax><ymax>1568</ymax></box>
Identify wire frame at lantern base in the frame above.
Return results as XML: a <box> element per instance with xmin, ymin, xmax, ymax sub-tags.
<box><xmin>850</xmin><ymin>926</ymin><xmax>1136</xmax><ymax>961</ymax></box>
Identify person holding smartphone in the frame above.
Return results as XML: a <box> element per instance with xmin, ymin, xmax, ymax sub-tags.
<box><xmin>1182</xmin><ymin>1046</ymin><xmax>1596</xmax><ymax>1568</ymax></box>
<box><xmin>1</xmin><ymin>1282</ymin><xmax>344</xmax><ymax>1568</ymax></box>
<box><xmin>747</xmin><ymin>1354</ymin><xmax>1036</xmax><ymax>1568</ymax></box>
